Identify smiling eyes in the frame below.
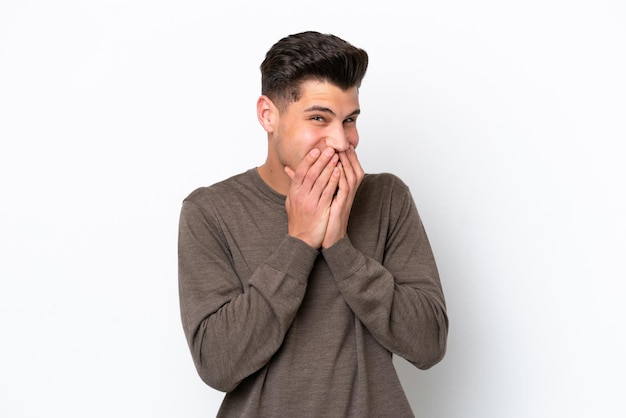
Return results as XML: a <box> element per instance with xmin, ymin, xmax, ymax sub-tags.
<box><xmin>310</xmin><ymin>115</ymin><xmax>357</xmax><ymax>124</ymax></box>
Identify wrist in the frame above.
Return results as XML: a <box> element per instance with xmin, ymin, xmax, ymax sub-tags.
<box><xmin>321</xmin><ymin>233</ymin><xmax>345</xmax><ymax>250</ymax></box>
<box><xmin>289</xmin><ymin>233</ymin><xmax>322</xmax><ymax>250</ymax></box>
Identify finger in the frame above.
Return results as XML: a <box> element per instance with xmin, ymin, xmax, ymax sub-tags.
<box><xmin>299</xmin><ymin>147</ymin><xmax>337</xmax><ymax>192</ymax></box>
<box><xmin>347</xmin><ymin>145</ymin><xmax>363</xmax><ymax>174</ymax></box>
<box><xmin>292</xmin><ymin>148</ymin><xmax>322</xmax><ymax>188</ymax></box>
<box><xmin>320</xmin><ymin>164</ymin><xmax>341</xmax><ymax>204</ymax></box>
<box><xmin>338</xmin><ymin>151</ymin><xmax>356</xmax><ymax>186</ymax></box>
<box><xmin>309</xmin><ymin>152</ymin><xmax>339</xmax><ymax>197</ymax></box>
<box><xmin>336</xmin><ymin>162</ymin><xmax>349</xmax><ymax>200</ymax></box>
<box><xmin>339</xmin><ymin>146</ymin><xmax>363</xmax><ymax>185</ymax></box>
<box><xmin>284</xmin><ymin>165</ymin><xmax>295</xmax><ymax>180</ymax></box>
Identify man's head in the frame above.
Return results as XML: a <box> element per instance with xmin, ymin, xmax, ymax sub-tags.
<box><xmin>260</xmin><ymin>31</ymin><xmax>369</xmax><ymax>112</ymax></box>
<box><xmin>256</xmin><ymin>32</ymin><xmax>368</xmax><ymax>195</ymax></box>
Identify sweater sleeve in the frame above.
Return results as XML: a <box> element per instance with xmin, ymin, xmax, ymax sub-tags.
<box><xmin>322</xmin><ymin>181</ymin><xmax>448</xmax><ymax>369</ymax></box>
<box><xmin>178</xmin><ymin>199</ymin><xmax>318</xmax><ymax>392</ymax></box>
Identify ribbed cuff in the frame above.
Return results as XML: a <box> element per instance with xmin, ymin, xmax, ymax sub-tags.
<box><xmin>265</xmin><ymin>235</ymin><xmax>320</xmax><ymax>281</ymax></box>
<box><xmin>321</xmin><ymin>236</ymin><xmax>366</xmax><ymax>281</ymax></box>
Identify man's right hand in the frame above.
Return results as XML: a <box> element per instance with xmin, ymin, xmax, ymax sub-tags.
<box><xmin>284</xmin><ymin>147</ymin><xmax>341</xmax><ymax>249</ymax></box>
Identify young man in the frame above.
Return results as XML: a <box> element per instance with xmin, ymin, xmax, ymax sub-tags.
<box><xmin>178</xmin><ymin>31</ymin><xmax>448</xmax><ymax>417</ymax></box>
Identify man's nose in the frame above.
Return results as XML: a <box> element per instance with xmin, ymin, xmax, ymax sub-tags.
<box><xmin>325</xmin><ymin>127</ymin><xmax>350</xmax><ymax>152</ymax></box>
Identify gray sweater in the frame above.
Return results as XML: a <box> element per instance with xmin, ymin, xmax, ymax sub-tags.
<box><xmin>178</xmin><ymin>168</ymin><xmax>448</xmax><ymax>417</ymax></box>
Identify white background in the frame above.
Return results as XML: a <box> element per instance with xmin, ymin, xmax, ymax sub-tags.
<box><xmin>1</xmin><ymin>1</ymin><xmax>625</xmax><ymax>417</ymax></box>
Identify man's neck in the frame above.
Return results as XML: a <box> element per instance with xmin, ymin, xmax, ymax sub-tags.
<box><xmin>257</xmin><ymin>163</ymin><xmax>290</xmax><ymax>196</ymax></box>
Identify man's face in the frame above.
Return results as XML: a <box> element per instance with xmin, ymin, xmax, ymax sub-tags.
<box><xmin>270</xmin><ymin>80</ymin><xmax>361</xmax><ymax>172</ymax></box>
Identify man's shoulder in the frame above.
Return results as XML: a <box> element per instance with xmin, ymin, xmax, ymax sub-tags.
<box><xmin>361</xmin><ymin>172</ymin><xmax>410</xmax><ymax>194</ymax></box>
<box><xmin>183</xmin><ymin>170</ymin><xmax>253</xmax><ymax>206</ymax></box>
<box><xmin>355</xmin><ymin>172</ymin><xmax>415</xmax><ymax>214</ymax></box>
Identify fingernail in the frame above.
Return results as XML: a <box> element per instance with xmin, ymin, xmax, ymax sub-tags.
<box><xmin>310</xmin><ymin>148</ymin><xmax>321</xmax><ymax>157</ymax></box>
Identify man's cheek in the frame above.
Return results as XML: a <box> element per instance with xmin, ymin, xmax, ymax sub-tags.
<box><xmin>296</xmin><ymin>148</ymin><xmax>320</xmax><ymax>167</ymax></box>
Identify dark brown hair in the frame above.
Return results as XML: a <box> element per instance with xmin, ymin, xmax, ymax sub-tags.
<box><xmin>260</xmin><ymin>31</ymin><xmax>369</xmax><ymax>110</ymax></box>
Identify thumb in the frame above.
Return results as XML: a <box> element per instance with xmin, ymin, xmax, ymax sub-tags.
<box><xmin>284</xmin><ymin>165</ymin><xmax>295</xmax><ymax>180</ymax></box>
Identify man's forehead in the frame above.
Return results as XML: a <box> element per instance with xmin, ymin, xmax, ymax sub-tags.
<box><xmin>292</xmin><ymin>82</ymin><xmax>360</xmax><ymax>112</ymax></box>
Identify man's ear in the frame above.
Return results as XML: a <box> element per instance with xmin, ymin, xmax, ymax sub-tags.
<box><xmin>257</xmin><ymin>95</ymin><xmax>278</xmax><ymax>133</ymax></box>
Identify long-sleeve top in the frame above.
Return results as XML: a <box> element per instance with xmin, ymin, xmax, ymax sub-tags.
<box><xmin>178</xmin><ymin>168</ymin><xmax>448</xmax><ymax>417</ymax></box>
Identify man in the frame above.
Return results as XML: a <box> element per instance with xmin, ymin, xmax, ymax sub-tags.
<box><xmin>178</xmin><ymin>31</ymin><xmax>448</xmax><ymax>417</ymax></box>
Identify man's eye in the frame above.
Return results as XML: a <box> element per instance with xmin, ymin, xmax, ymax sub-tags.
<box><xmin>311</xmin><ymin>116</ymin><xmax>324</xmax><ymax>122</ymax></box>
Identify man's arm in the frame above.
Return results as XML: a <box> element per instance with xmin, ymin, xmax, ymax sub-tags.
<box><xmin>322</xmin><ymin>178</ymin><xmax>448</xmax><ymax>369</ymax></box>
<box><xmin>178</xmin><ymin>200</ymin><xmax>318</xmax><ymax>392</ymax></box>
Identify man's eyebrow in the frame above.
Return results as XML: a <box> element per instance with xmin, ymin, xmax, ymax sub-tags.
<box><xmin>304</xmin><ymin>105</ymin><xmax>361</xmax><ymax>117</ymax></box>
